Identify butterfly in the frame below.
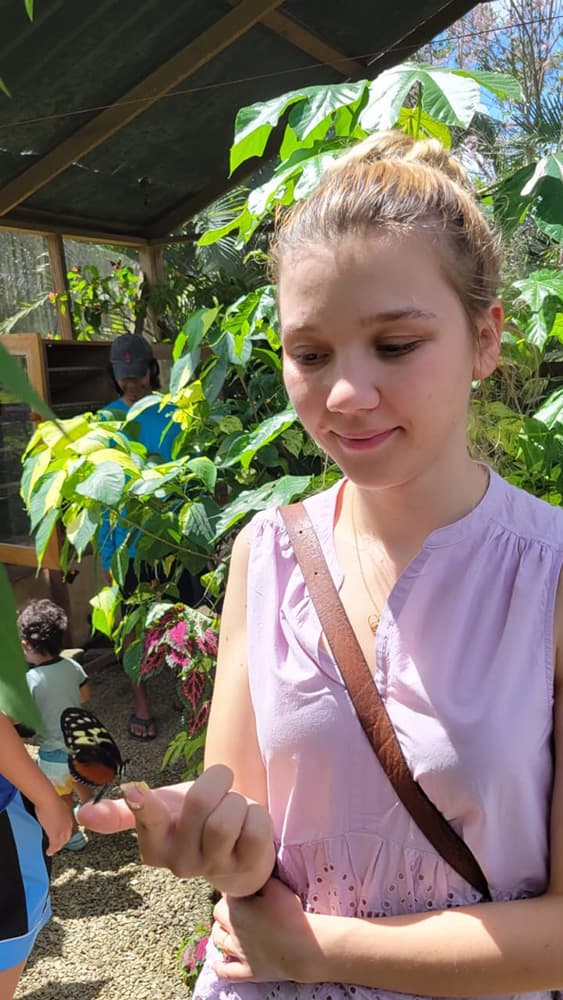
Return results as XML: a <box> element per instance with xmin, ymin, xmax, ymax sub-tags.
<box><xmin>60</xmin><ymin>708</ymin><xmax>126</xmax><ymax>802</ymax></box>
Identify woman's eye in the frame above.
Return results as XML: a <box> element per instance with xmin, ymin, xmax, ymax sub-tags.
<box><xmin>377</xmin><ymin>341</ymin><xmax>419</xmax><ymax>357</ymax></box>
<box><xmin>293</xmin><ymin>351</ymin><xmax>327</xmax><ymax>365</ymax></box>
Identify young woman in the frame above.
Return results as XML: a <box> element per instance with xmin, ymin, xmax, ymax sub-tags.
<box><xmin>81</xmin><ymin>132</ymin><xmax>563</xmax><ymax>1000</ymax></box>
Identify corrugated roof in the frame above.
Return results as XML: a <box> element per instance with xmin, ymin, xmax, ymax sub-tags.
<box><xmin>0</xmin><ymin>0</ymin><xmax>479</xmax><ymax>245</ymax></box>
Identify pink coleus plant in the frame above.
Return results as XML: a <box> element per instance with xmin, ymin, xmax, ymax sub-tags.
<box><xmin>141</xmin><ymin>602</ymin><xmax>219</xmax><ymax>736</ymax></box>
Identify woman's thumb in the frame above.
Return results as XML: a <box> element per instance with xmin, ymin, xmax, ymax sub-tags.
<box><xmin>121</xmin><ymin>781</ymin><xmax>172</xmax><ymax>866</ymax></box>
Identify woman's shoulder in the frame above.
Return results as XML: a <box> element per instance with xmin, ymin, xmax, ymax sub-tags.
<box><xmin>494</xmin><ymin>474</ymin><xmax>563</xmax><ymax>551</ymax></box>
<box><xmin>249</xmin><ymin>479</ymin><xmax>343</xmax><ymax>539</ymax></box>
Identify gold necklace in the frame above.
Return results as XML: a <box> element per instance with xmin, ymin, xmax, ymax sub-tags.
<box><xmin>351</xmin><ymin>491</ymin><xmax>381</xmax><ymax>635</ymax></box>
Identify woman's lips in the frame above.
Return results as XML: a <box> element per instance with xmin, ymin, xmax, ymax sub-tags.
<box><xmin>333</xmin><ymin>428</ymin><xmax>397</xmax><ymax>451</ymax></box>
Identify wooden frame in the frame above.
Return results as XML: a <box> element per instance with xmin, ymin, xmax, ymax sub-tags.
<box><xmin>0</xmin><ymin>333</ymin><xmax>60</xmax><ymax>569</ymax></box>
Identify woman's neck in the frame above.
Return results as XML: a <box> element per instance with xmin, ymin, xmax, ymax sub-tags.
<box><xmin>344</xmin><ymin>455</ymin><xmax>488</xmax><ymax>563</ymax></box>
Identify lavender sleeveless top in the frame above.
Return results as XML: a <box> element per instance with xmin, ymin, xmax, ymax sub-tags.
<box><xmin>195</xmin><ymin>469</ymin><xmax>563</xmax><ymax>1000</ymax></box>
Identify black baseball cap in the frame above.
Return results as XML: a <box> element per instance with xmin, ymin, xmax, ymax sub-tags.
<box><xmin>110</xmin><ymin>334</ymin><xmax>154</xmax><ymax>379</ymax></box>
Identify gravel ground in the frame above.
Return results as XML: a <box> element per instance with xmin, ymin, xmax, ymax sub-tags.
<box><xmin>16</xmin><ymin>661</ymin><xmax>212</xmax><ymax>1000</ymax></box>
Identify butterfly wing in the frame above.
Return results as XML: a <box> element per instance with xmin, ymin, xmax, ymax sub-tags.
<box><xmin>61</xmin><ymin>708</ymin><xmax>124</xmax><ymax>791</ymax></box>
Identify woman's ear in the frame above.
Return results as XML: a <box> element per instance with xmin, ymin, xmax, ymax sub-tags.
<box><xmin>473</xmin><ymin>300</ymin><xmax>504</xmax><ymax>380</ymax></box>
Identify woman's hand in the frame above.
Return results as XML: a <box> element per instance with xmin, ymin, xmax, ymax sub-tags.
<box><xmin>35</xmin><ymin>792</ymin><xmax>73</xmax><ymax>855</ymax></box>
<box><xmin>78</xmin><ymin>765</ymin><xmax>276</xmax><ymax>897</ymax></box>
<box><xmin>211</xmin><ymin>878</ymin><xmax>322</xmax><ymax>984</ymax></box>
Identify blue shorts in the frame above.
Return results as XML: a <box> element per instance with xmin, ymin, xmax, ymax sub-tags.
<box><xmin>0</xmin><ymin>790</ymin><xmax>51</xmax><ymax>970</ymax></box>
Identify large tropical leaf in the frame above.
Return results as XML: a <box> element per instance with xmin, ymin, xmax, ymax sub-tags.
<box><xmin>0</xmin><ymin>565</ymin><xmax>44</xmax><ymax>731</ymax></box>
<box><xmin>521</xmin><ymin>154</ymin><xmax>563</xmax><ymax>243</ymax></box>
<box><xmin>512</xmin><ymin>269</ymin><xmax>563</xmax><ymax>348</ymax></box>
<box><xmin>230</xmin><ymin>82</ymin><xmax>366</xmax><ymax>174</ymax></box>
<box><xmin>361</xmin><ymin>64</ymin><xmax>520</xmax><ymax>132</ymax></box>
<box><xmin>213</xmin><ymin>64</ymin><xmax>523</xmax><ymax>243</ymax></box>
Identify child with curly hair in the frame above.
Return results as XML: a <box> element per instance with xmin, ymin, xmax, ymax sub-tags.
<box><xmin>18</xmin><ymin>599</ymin><xmax>91</xmax><ymax>850</ymax></box>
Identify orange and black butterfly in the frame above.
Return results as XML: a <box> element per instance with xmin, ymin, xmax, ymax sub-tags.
<box><xmin>61</xmin><ymin>708</ymin><xmax>125</xmax><ymax>802</ymax></box>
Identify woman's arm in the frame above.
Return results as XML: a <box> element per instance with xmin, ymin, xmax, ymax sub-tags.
<box><xmin>81</xmin><ymin>525</ymin><xmax>274</xmax><ymax>897</ymax></box>
<box><xmin>0</xmin><ymin>713</ymin><xmax>72</xmax><ymax>854</ymax></box>
<box><xmin>213</xmin><ymin>568</ymin><xmax>563</xmax><ymax>993</ymax></box>
<box><xmin>204</xmin><ymin>524</ymin><xmax>268</xmax><ymax>804</ymax></box>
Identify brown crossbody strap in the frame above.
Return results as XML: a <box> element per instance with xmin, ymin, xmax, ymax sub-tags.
<box><xmin>280</xmin><ymin>502</ymin><xmax>491</xmax><ymax>902</ymax></box>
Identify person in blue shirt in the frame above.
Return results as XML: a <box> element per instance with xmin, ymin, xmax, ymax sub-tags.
<box><xmin>99</xmin><ymin>334</ymin><xmax>203</xmax><ymax>740</ymax></box>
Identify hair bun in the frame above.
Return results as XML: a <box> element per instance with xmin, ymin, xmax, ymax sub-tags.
<box><xmin>329</xmin><ymin>130</ymin><xmax>472</xmax><ymax>190</ymax></box>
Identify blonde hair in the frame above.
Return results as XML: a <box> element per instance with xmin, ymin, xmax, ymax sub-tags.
<box><xmin>271</xmin><ymin>131</ymin><xmax>501</xmax><ymax>331</ymax></box>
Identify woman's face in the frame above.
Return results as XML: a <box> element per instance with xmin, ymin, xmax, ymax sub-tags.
<box><xmin>279</xmin><ymin>232</ymin><xmax>501</xmax><ymax>491</ymax></box>
<box><xmin>117</xmin><ymin>368</ymin><xmax>151</xmax><ymax>406</ymax></box>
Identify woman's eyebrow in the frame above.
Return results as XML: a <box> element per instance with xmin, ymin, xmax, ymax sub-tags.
<box><xmin>360</xmin><ymin>308</ymin><xmax>437</xmax><ymax>325</ymax></box>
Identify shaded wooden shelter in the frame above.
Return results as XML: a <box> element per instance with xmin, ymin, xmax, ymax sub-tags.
<box><xmin>1</xmin><ymin>0</ymin><xmax>480</xmax><ymax>245</ymax></box>
<box><xmin>0</xmin><ymin>0</ymin><xmax>481</xmax><ymax>641</ymax></box>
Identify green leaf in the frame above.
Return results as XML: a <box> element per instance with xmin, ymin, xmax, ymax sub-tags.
<box><xmin>198</xmin><ymin>206</ymin><xmax>253</xmax><ymax>246</ymax></box>
<box><xmin>122</xmin><ymin>640</ymin><xmax>143</xmax><ymax>681</ymax></box>
<box><xmin>219</xmin><ymin>416</ymin><xmax>243</xmax><ymax>435</ymax></box>
<box><xmin>28</xmin><ymin>469</ymin><xmax>65</xmax><ymax>530</ymax></box>
<box><xmin>452</xmin><ymin>69</ymin><xmax>522</xmax><ymax>102</ymax></box>
<box><xmin>111</xmin><ymin>543</ymin><xmax>130</xmax><ymax>589</ymax></box>
<box><xmin>35</xmin><ymin>509</ymin><xmax>58</xmax><ymax>564</ymax></box>
<box><xmin>287</xmin><ymin>82</ymin><xmax>366</xmax><ymax>142</ymax></box>
<box><xmin>397</xmin><ymin>107</ymin><xmax>451</xmax><ymax>147</ymax></box>
<box><xmin>219</xmin><ymin>407</ymin><xmax>296</xmax><ymax>469</ymax></box>
<box><xmin>534</xmin><ymin>389</ymin><xmax>563</xmax><ymax>429</ymax></box>
<box><xmin>128</xmin><ymin>467</ymin><xmax>180</xmax><ymax>497</ymax></box>
<box><xmin>172</xmin><ymin>306</ymin><xmax>220</xmax><ymax>364</ymax></box>
<box><xmin>491</xmin><ymin>162</ymin><xmax>536</xmax><ymax>234</ymax></box>
<box><xmin>65</xmin><ymin>507</ymin><xmax>97</xmax><ymax>556</ymax></box>
<box><xmin>90</xmin><ymin>586</ymin><xmax>120</xmax><ymax>637</ymax></box>
<box><xmin>521</xmin><ymin>155</ymin><xmax>563</xmax><ymax>243</ymax></box>
<box><xmin>85</xmin><ymin>447</ymin><xmax>139</xmax><ymax>475</ymax></box>
<box><xmin>75</xmin><ymin>461</ymin><xmax>126</xmax><ymax>506</ymax></box>
<box><xmin>0</xmin><ymin>77</ymin><xmax>11</xmax><ymax>98</ymax></box>
<box><xmin>0</xmin><ymin>565</ymin><xmax>43</xmax><ymax>731</ymax></box>
<box><xmin>213</xmin><ymin>474</ymin><xmax>311</xmax><ymax>539</ymax></box>
<box><xmin>361</xmin><ymin>63</ymin><xmax>518</xmax><ymax>133</ymax></box>
<box><xmin>25</xmin><ymin>0</ymin><xmax>34</xmax><ymax>19</ymax></box>
<box><xmin>185</xmin><ymin>457</ymin><xmax>217</xmax><ymax>492</ymax></box>
<box><xmin>520</xmin><ymin>153</ymin><xmax>563</xmax><ymax>197</ymax></box>
<box><xmin>512</xmin><ymin>270</ymin><xmax>563</xmax><ymax>348</ymax></box>
<box><xmin>170</xmin><ymin>353</ymin><xmax>199</xmax><ymax>395</ymax></box>
<box><xmin>0</xmin><ymin>343</ymin><xmax>56</xmax><ymax>420</ymax></box>
<box><xmin>281</xmin><ymin>427</ymin><xmax>304</xmax><ymax>458</ymax></box>
<box><xmin>230</xmin><ymin>90</ymin><xmax>315</xmax><ymax>173</ymax></box>
<box><xmin>179</xmin><ymin>501</ymin><xmax>214</xmax><ymax>552</ymax></box>
<box><xmin>201</xmin><ymin>358</ymin><xmax>228</xmax><ymax>405</ymax></box>
<box><xmin>21</xmin><ymin>448</ymin><xmax>52</xmax><ymax>505</ymax></box>
<box><xmin>212</xmin><ymin>328</ymin><xmax>253</xmax><ymax>368</ymax></box>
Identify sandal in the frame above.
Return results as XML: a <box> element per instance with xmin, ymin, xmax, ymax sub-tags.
<box><xmin>128</xmin><ymin>714</ymin><xmax>157</xmax><ymax>740</ymax></box>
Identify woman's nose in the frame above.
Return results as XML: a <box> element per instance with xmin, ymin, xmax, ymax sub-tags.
<box><xmin>325</xmin><ymin>366</ymin><xmax>381</xmax><ymax>413</ymax></box>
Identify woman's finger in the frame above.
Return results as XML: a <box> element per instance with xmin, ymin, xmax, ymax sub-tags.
<box><xmin>78</xmin><ymin>795</ymin><xmax>136</xmax><ymax>833</ymax></box>
<box><xmin>200</xmin><ymin>790</ymin><xmax>248</xmax><ymax>866</ymax></box>
<box><xmin>120</xmin><ymin>782</ymin><xmax>178</xmax><ymax>868</ymax></box>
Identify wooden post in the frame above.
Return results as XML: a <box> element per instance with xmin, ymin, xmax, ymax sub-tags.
<box><xmin>138</xmin><ymin>244</ymin><xmax>166</xmax><ymax>341</ymax></box>
<box><xmin>46</xmin><ymin>234</ymin><xmax>74</xmax><ymax>341</ymax></box>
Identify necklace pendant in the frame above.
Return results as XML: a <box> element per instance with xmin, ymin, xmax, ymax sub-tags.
<box><xmin>368</xmin><ymin>613</ymin><xmax>380</xmax><ymax>635</ymax></box>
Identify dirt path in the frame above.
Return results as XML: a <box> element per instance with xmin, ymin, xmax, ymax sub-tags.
<box><xmin>16</xmin><ymin>661</ymin><xmax>211</xmax><ymax>1000</ymax></box>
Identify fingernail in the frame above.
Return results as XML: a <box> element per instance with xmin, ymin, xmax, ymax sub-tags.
<box><xmin>121</xmin><ymin>781</ymin><xmax>150</xmax><ymax>811</ymax></box>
